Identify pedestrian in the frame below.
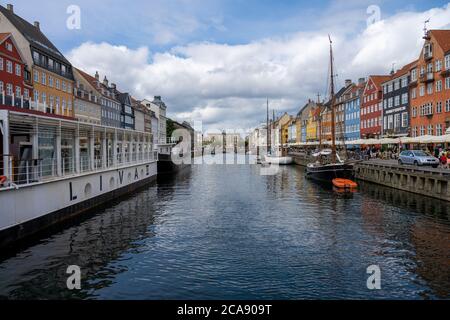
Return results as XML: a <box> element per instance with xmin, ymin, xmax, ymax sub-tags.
<box><xmin>440</xmin><ymin>153</ymin><xmax>448</xmax><ymax>169</ymax></box>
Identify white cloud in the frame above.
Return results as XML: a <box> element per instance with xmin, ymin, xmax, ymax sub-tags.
<box><xmin>67</xmin><ymin>3</ymin><xmax>450</xmax><ymax>132</ymax></box>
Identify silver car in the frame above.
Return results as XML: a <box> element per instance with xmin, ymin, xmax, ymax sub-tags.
<box><xmin>398</xmin><ymin>150</ymin><xmax>439</xmax><ymax>168</ymax></box>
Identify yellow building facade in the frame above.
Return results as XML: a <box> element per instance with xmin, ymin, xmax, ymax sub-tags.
<box><xmin>306</xmin><ymin>108</ymin><xmax>318</xmax><ymax>141</ymax></box>
<box><xmin>33</xmin><ymin>65</ymin><xmax>74</xmax><ymax>117</ymax></box>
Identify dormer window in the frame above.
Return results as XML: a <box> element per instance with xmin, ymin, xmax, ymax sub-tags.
<box><xmin>424</xmin><ymin>43</ymin><xmax>432</xmax><ymax>60</ymax></box>
<box><xmin>6</xmin><ymin>42</ymin><xmax>12</xmax><ymax>51</ymax></box>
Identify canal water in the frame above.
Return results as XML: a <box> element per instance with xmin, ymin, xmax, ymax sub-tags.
<box><xmin>0</xmin><ymin>156</ymin><xmax>449</xmax><ymax>300</ymax></box>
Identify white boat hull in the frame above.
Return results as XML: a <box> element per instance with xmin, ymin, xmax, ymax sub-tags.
<box><xmin>264</xmin><ymin>156</ymin><xmax>294</xmax><ymax>165</ymax></box>
<box><xmin>0</xmin><ymin>161</ymin><xmax>158</xmax><ymax>248</ymax></box>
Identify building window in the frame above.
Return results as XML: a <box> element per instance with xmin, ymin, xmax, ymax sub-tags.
<box><xmin>0</xmin><ymin>57</ymin><xmax>3</xmax><ymax>71</ymax></box>
<box><xmin>42</xmin><ymin>92</ymin><xmax>46</xmax><ymax>104</ymax></box>
<box><xmin>15</xmin><ymin>86</ymin><xmax>21</xmax><ymax>97</ymax></box>
<box><xmin>394</xmin><ymin>114</ymin><xmax>401</xmax><ymax>128</ymax></box>
<box><xmin>401</xmin><ymin>77</ymin><xmax>408</xmax><ymax>88</ymax></box>
<box><xmin>6</xmin><ymin>60</ymin><xmax>12</xmax><ymax>73</ymax></box>
<box><xmin>446</xmin><ymin>77</ymin><xmax>450</xmax><ymax>90</ymax></box>
<box><xmin>34</xmin><ymin>90</ymin><xmax>39</xmax><ymax>102</ymax></box>
<box><xmin>436</xmin><ymin>60</ymin><xmax>442</xmax><ymax>72</ymax></box>
<box><xmin>436</xmin><ymin>80</ymin><xmax>442</xmax><ymax>92</ymax></box>
<box><xmin>6</xmin><ymin>42</ymin><xmax>12</xmax><ymax>51</ymax></box>
<box><xmin>49</xmin><ymin>76</ymin><xmax>53</xmax><ymax>87</ymax></box>
<box><xmin>24</xmin><ymin>89</ymin><xmax>29</xmax><ymax>99</ymax></box>
<box><xmin>62</xmin><ymin>81</ymin><xmax>66</xmax><ymax>92</ymax></box>
<box><xmin>427</xmin><ymin>83</ymin><xmax>433</xmax><ymax>95</ymax></box>
<box><xmin>420</xmin><ymin>126</ymin><xmax>425</xmax><ymax>136</ymax></box>
<box><xmin>15</xmin><ymin>64</ymin><xmax>21</xmax><ymax>76</ymax></box>
<box><xmin>401</xmin><ymin>112</ymin><xmax>408</xmax><ymax>128</ymax></box>
<box><xmin>411</xmin><ymin>88</ymin><xmax>417</xmax><ymax>99</ymax></box>
<box><xmin>6</xmin><ymin>83</ymin><xmax>13</xmax><ymax>96</ymax></box>
<box><xmin>445</xmin><ymin>54</ymin><xmax>450</xmax><ymax>70</ymax></box>
<box><xmin>34</xmin><ymin>70</ymin><xmax>39</xmax><ymax>83</ymax></box>
<box><xmin>437</xmin><ymin>101</ymin><xmax>443</xmax><ymax>113</ymax></box>
<box><xmin>427</xmin><ymin>125</ymin><xmax>433</xmax><ymax>135</ymax></box>
<box><xmin>401</xmin><ymin>93</ymin><xmax>408</xmax><ymax>104</ymax></box>
<box><xmin>394</xmin><ymin>96</ymin><xmax>400</xmax><ymax>106</ymax></box>
<box><xmin>419</xmin><ymin>85</ymin><xmax>425</xmax><ymax>97</ymax></box>
<box><xmin>446</xmin><ymin>99</ymin><xmax>450</xmax><ymax>113</ymax></box>
<box><xmin>55</xmin><ymin>79</ymin><xmax>60</xmax><ymax>90</ymax></box>
<box><xmin>41</xmin><ymin>72</ymin><xmax>46</xmax><ymax>85</ymax></box>
<box><xmin>411</xmin><ymin>69</ymin><xmax>417</xmax><ymax>82</ymax></box>
<box><xmin>437</xmin><ymin>124</ymin><xmax>443</xmax><ymax>136</ymax></box>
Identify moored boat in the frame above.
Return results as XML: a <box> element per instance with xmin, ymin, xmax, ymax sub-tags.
<box><xmin>306</xmin><ymin>36</ymin><xmax>354</xmax><ymax>183</ymax></box>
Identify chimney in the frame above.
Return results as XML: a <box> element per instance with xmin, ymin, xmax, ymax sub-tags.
<box><xmin>358</xmin><ymin>77</ymin><xmax>365</xmax><ymax>85</ymax></box>
<box><xmin>103</xmin><ymin>76</ymin><xmax>108</xmax><ymax>87</ymax></box>
<box><xmin>345</xmin><ymin>79</ymin><xmax>352</xmax><ymax>87</ymax></box>
<box><xmin>95</xmin><ymin>71</ymin><xmax>99</xmax><ymax>81</ymax></box>
<box><xmin>7</xmin><ymin>4</ymin><xmax>13</xmax><ymax>12</ymax></box>
<box><xmin>34</xmin><ymin>21</ymin><xmax>40</xmax><ymax>30</ymax></box>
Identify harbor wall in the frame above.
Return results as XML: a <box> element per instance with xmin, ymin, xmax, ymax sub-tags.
<box><xmin>292</xmin><ymin>153</ymin><xmax>450</xmax><ymax>202</ymax></box>
<box><xmin>355</xmin><ymin>162</ymin><xmax>450</xmax><ymax>202</ymax></box>
<box><xmin>0</xmin><ymin>161</ymin><xmax>157</xmax><ymax>250</ymax></box>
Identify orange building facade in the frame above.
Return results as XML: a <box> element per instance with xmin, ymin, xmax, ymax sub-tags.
<box><xmin>410</xmin><ymin>30</ymin><xmax>450</xmax><ymax>138</ymax></box>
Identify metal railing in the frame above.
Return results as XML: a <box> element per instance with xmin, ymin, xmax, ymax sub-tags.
<box><xmin>0</xmin><ymin>151</ymin><xmax>159</xmax><ymax>190</ymax></box>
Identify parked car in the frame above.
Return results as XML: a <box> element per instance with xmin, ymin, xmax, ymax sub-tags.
<box><xmin>398</xmin><ymin>150</ymin><xmax>439</xmax><ymax>168</ymax></box>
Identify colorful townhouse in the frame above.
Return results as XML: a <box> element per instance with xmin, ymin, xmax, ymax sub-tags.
<box><xmin>0</xmin><ymin>4</ymin><xmax>75</xmax><ymax>118</ymax></box>
<box><xmin>73</xmin><ymin>68</ymin><xmax>102</xmax><ymax>125</ymax></box>
<box><xmin>0</xmin><ymin>32</ymin><xmax>33</xmax><ymax>107</ymax></box>
<box><xmin>344</xmin><ymin>79</ymin><xmax>365</xmax><ymax>144</ymax></box>
<box><xmin>320</xmin><ymin>101</ymin><xmax>332</xmax><ymax>142</ymax></box>
<box><xmin>361</xmin><ymin>75</ymin><xmax>390</xmax><ymax>139</ymax></box>
<box><xmin>306</xmin><ymin>106</ymin><xmax>320</xmax><ymax>142</ymax></box>
<box><xmin>381</xmin><ymin>61</ymin><xmax>417</xmax><ymax>138</ymax></box>
<box><xmin>297</xmin><ymin>100</ymin><xmax>317</xmax><ymax>143</ymax></box>
<box><xmin>410</xmin><ymin>30</ymin><xmax>450</xmax><ymax>138</ymax></box>
<box><xmin>335</xmin><ymin>83</ymin><xmax>353</xmax><ymax>142</ymax></box>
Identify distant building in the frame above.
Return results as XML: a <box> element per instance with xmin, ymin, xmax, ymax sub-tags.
<box><xmin>297</xmin><ymin>100</ymin><xmax>317</xmax><ymax>143</ymax></box>
<box><xmin>344</xmin><ymin>79</ymin><xmax>365</xmax><ymax>144</ymax></box>
<box><xmin>361</xmin><ymin>75</ymin><xmax>389</xmax><ymax>139</ymax></box>
<box><xmin>73</xmin><ymin>68</ymin><xmax>102</xmax><ymax>125</ymax></box>
<box><xmin>142</xmin><ymin>96</ymin><xmax>167</xmax><ymax>144</ymax></box>
<box><xmin>116</xmin><ymin>91</ymin><xmax>135</xmax><ymax>130</ymax></box>
<box><xmin>381</xmin><ymin>61</ymin><xmax>417</xmax><ymax>138</ymax></box>
<box><xmin>335</xmin><ymin>83</ymin><xmax>353</xmax><ymax>142</ymax></box>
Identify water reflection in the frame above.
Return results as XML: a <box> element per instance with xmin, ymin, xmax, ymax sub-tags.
<box><xmin>0</xmin><ymin>162</ymin><xmax>449</xmax><ymax>300</ymax></box>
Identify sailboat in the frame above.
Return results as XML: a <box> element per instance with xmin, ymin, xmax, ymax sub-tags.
<box><xmin>264</xmin><ymin>99</ymin><xmax>294</xmax><ymax>165</ymax></box>
<box><xmin>306</xmin><ymin>36</ymin><xmax>354</xmax><ymax>182</ymax></box>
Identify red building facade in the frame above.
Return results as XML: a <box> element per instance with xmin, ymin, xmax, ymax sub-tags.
<box><xmin>0</xmin><ymin>32</ymin><xmax>32</xmax><ymax>106</ymax></box>
<box><xmin>361</xmin><ymin>75</ymin><xmax>390</xmax><ymax>139</ymax></box>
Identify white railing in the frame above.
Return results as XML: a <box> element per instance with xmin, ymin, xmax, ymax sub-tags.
<box><xmin>0</xmin><ymin>151</ymin><xmax>159</xmax><ymax>190</ymax></box>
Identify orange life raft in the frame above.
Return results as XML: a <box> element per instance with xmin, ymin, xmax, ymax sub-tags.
<box><xmin>332</xmin><ymin>178</ymin><xmax>358</xmax><ymax>190</ymax></box>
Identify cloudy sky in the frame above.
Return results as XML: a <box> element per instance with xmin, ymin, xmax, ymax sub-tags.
<box><xmin>6</xmin><ymin>0</ymin><xmax>450</xmax><ymax>132</ymax></box>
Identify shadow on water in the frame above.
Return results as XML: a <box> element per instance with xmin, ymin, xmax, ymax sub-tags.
<box><xmin>0</xmin><ymin>169</ymin><xmax>193</xmax><ymax>300</ymax></box>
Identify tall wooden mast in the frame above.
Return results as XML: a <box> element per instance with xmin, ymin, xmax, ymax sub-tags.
<box><xmin>266</xmin><ymin>98</ymin><xmax>270</xmax><ymax>154</ymax></box>
<box><xmin>329</xmin><ymin>35</ymin><xmax>337</xmax><ymax>163</ymax></box>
